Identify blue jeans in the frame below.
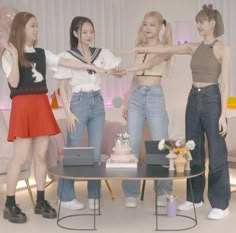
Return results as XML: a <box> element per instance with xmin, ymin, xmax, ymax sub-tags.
<box><xmin>186</xmin><ymin>84</ymin><xmax>230</xmax><ymax>209</ymax></box>
<box><xmin>57</xmin><ymin>91</ymin><xmax>105</xmax><ymax>200</ymax></box>
<box><xmin>122</xmin><ymin>85</ymin><xmax>172</xmax><ymax>197</ymax></box>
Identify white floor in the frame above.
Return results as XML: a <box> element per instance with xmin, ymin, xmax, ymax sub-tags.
<box><xmin>0</xmin><ymin>179</ymin><xmax>235</xmax><ymax>233</ymax></box>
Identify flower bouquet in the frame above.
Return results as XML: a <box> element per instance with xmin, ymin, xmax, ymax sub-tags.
<box><xmin>158</xmin><ymin>139</ymin><xmax>195</xmax><ymax>172</ymax></box>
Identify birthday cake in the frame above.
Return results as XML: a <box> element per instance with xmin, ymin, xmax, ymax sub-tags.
<box><xmin>106</xmin><ymin>133</ymin><xmax>138</xmax><ymax>168</ymax></box>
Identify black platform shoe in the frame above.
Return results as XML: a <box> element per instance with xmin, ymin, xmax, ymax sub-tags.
<box><xmin>3</xmin><ymin>204</ymin><xmax>27</xmax><ymax>223</ymax></box>
<box><xmin>34</xmin><ymin>200</ymin><xmax>57</xmax><ymax>219</ymax></box>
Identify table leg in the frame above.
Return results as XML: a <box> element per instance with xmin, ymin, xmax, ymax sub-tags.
<box><xmin>141</xmin><ymin>180</ymin><xmax>146</xmax><ymax>201</ymax></box>
<box><xmin>56</xmin><ymin>178</ymin><xmax>64</xmax><ymax>226</ymax></box>
<box><xmin>188</xmin><ymin>178</ymin><xmax>198</xmax><ymax>225</ymax></box>
<box><xmin>155</xmin><ymin>178</ymin><xmax>198</xmax><ymax>231</ymax></box>
<box><xmin>155</xmin><ymin>191</ymin><xmax>158</xmax><ymax>231</ymax></box>
<box><xmin>56</xmin><ymin>179</ymin><xmax>100</xmax><ymax>231</ymax></box>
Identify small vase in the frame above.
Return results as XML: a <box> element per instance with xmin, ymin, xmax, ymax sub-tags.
<box><xmin>185</xmin><ymin>160</ymin><xmax>191</xmax><ymax>171</ymax></box>
<box><xmin>175</xmin><ymin>155</ymin><xmax>186</xmax><ymax>173</ymax></box>
<box><xmin>166</xmin><ymin>153</ymin><xmax>177</xmax><ymax>171</ymax></box>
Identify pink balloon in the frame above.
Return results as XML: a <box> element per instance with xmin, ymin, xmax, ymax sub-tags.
<box><xmin>0</xmin><ymin>7</ymin><xmax>18</xmax><ymax>54</ymax></box>
<box><xmin>0</xmin><ymin>7</ymin><xmax>18</xmax><ymax>31</ymax></box>
<box><xmin>3</xmin><ymin>7</ymin><xmax>18</xmax><ymax>24</ymax></box>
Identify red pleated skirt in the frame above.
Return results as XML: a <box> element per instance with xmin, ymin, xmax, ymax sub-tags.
<box><xmin>8</xmin><ymin>94</ymin><xmax>61</xmax><ymax>141</ymax></box>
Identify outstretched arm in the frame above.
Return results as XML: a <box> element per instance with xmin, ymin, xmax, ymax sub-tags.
<box><xmin>120</xmin><ymin>43</ymin><xmax>197</xmax><ymax>56</ymax></box>
<box><xmin>111</xmin><ymin>53</ymin><xmax>170</xmax><ymax>76</ymax></box>
<box><xmin>126</xmin><ymin>53</ymin><xmax>170</xmax><ymax>73</ymax></box>
<box><xmin>58</xmin><ymin>58</ymin><xmax>106</xmax><ymax>74</ymax></box>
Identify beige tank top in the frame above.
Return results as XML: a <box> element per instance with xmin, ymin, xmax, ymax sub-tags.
<box><xmin>190</xmin><ymin>40</ymin><xmax>221</xmax><ymax>83</ymax></box>
<box><xmin>135</xmin><ymin>53</ymin><xmax>166</xmax><ymax>76</ymax></box>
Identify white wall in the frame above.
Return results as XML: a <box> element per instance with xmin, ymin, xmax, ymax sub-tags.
<box><xmin>0</xmin><ymin>0</ymin><xmax>197</xmax><ymax>110</ymax></box>
<box><xmin>0</xmin><ymin>0</ymin><xmax>234</xmax><ymax>113</ymax></box>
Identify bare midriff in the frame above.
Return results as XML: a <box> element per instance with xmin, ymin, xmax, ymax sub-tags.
<box><xmin>136</xmin><ymin>75</ymin><xmax>162</xmax><ymax>86</ymax></box>
<box><xmin>192</xmin><ymin>82</ymin><xmax>217</xmax><ymax>88</ymax></box>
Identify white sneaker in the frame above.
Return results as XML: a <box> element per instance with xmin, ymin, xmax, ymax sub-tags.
<box><xmin>125</xmin><ymin>197</ymin><xmax>137</xmax><ymax>208</ymax></box>
<box><xmin>177</xmin><ymin>201</ymin><xmax>203</xmax><ymax>211</ymax></box>
<box><xmin>88</xmin><ymin>199</ymin><xmax>99</xmax><ymax>210</ymax></box>
<box><xmin>60</xmin><ymin>199</ymin><xmax>85</xmax><ymax>210</ymax></box>
<box><xmin>208</xmin><ymin>208</ymin><xmax>229</xmax><ymax>220</ymax></box>
<box><xmin>157</xmin><ymin>194</ymin><xmax>167</xmax><ymax>207</ymax></box>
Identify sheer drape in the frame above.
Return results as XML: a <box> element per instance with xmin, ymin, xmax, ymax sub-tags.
<box><xmin>0</xmin><ymin>0</ymin><xmax>235</xmax><ymax>109</ymax></box>
<box><xmin>0</xmin><ymin>0</ymin><xmax>134</xmax><ymax>108</ymax></box>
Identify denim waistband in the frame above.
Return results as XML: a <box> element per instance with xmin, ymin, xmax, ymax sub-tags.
<box><xmin>136</xmin><ymin>84</ymin><xmax>161</xmax><ymax>90</ymax></box>
<box><xmin>72</xmin><ymin>90</ymin><xmax>101</xmax><ymax>97</ymax></box>
<box><xmin>191</xmin><ymin>84</ymin><xmax>219</xmax><ymax>92</ymax></box>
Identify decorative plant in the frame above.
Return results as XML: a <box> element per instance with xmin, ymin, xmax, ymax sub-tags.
<box><xmin>158</xmin><ymin>139</ymin><xmax>195</xmax><ymax>160</ymax></box>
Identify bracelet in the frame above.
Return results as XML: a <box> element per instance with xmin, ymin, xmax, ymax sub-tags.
<box><xmin>142</xmin><ymin>47</ymin><xmax>148</xmax><ymax>54</ymax></box>
<box><xmin>86</xmin><ymin>64</ymin><xmax>96</xmax><ymax>74</ymax></box>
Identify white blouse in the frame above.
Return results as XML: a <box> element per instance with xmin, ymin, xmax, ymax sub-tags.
<box><xmin>1</xmin><ymin>46</ymin><xmax>60</xmax><ymax>78</ymax></box>
<box><xmin>53</xmin><ymin>48</ymin><xmax>121</xmax><ymax>93</ymax></box>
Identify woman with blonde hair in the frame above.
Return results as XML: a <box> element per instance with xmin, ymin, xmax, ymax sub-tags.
<box><xmin>124</xmin><ymin>4</ymin><xmax>231</xmax><ymax>219</ymax></box>
<box><xmin>115</xmin><ymin>11</ymin><xmax>173</xmax><ymax>208</ymax></box>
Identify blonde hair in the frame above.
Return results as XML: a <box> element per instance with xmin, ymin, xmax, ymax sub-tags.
<box><xmin>195</xmin><ymin>4</ymin><xmax>224</xmax><ymax>37</ymax></box>
<box><xmin>136</xmin><ymin>11</ymin><xmax>173</xmax><ymax>72</ymax></box>
<box><xmin>136</xmin><ymin>11</ymin><xmax>172</xmax><ymax>47</ymax></box>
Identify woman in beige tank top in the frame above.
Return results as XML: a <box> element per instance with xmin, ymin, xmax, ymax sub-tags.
<box><xmin>121</xmin><ymin>4</ymin><xmax>231</xmax><ymax>220</ymax></box>
<box><xmin>112</xmin><ymin>11</ymin><xmax>173</xmax><ymax>208</ymax></box>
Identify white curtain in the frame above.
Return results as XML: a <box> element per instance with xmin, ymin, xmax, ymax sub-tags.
<box><xmin>197</xmin><ymin>0</ymin><xmax>236</xmax><ymax>95</ymax></box>
<box><xmin>0</xmin><ymin>0</ymin><xmax>235</xmax><ymax>110</ymax></box>
<box><xmin>0</xmin><ymin>0</ymin><xmax>135</xmax><ymax>108</ymax></box>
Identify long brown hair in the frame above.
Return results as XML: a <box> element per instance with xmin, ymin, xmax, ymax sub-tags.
<box><xmin>8</xmin><ymin>12</ymin><xmax>36</xmax><ymax>67</ymax></box>
<box><xmin>195</xmin><ymin>4</ymin><xmax>224</xmax><ymax>37</ymax></box>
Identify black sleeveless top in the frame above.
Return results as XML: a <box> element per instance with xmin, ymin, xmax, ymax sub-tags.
<box><xmin>10</xmin><ymin>48</ymin><xmax>47</xmax><ymax>99</ymax></box>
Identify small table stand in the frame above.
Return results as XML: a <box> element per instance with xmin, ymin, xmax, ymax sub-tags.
<box><xmin>49</xmin><ymin>162</ymin><xmax>203</xmax><ymax>231</ymax></box>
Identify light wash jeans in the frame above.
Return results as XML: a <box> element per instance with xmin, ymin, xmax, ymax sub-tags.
<box><xmin>57</xmin><ymin>91</ymin><xmax>105</xmax><ymax>201</ymax></box>
<box><xmin>122</xmin><ymin>85</ymin><xmax>173</xmax><ymax>197</ymax></box>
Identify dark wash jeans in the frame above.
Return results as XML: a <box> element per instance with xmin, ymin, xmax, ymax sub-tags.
<box><xmin>185</xmin><ymin>84</ymin><xmax>230</xmax><ymax>209</ymax></box>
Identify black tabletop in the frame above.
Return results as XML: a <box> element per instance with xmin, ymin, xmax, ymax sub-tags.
<box><xmin>48</xmin><ymin>162</ymin><xmax>204</xmax><ymax>181</ymax></box>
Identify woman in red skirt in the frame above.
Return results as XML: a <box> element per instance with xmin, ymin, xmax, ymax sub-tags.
<box><xmin>0</xmin><ymin>12</ymin><xmax>105</xmax><ymax>224</ymax></box>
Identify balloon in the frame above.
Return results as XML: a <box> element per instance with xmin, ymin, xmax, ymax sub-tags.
<box><xmin>0</xmin><ymin>7</ymin><xmax>18</xmax><ymax>54</ymax></box>
<box><xmin>0</xmin><ymin>7</ymin><xmax>18</xmax><ymax>24</ymax></box>
<box><xmin>112</xmin><ymin>96</ymin><xmax>123</xmax><ymax>108</ymax></box>
<box><xmin>227</xmin><ymin>96</ymin><xmax>236</xmax><ymax>109</ymax></box>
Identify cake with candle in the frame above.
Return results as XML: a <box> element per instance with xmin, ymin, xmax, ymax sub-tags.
<box><xmin>106</xmin><ymin>132</ymin><xmax>138</xmax><ymax>168</ymax></box>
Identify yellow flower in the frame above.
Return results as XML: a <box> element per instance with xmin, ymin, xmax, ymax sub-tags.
<box><xmin>158</xmin><ymin>139</ymin><xmax>195</xmax><ymax>160</ymax></box>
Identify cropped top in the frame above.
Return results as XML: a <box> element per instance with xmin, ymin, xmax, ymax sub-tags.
<box><xmin>135</xmin><ymin>53</ymin><xmax>166</xmax><ymax>76</ymax></box>
<box><xmin>190</xmin><ymin>40</ymin><xmax>221</xmax><ymax>83</ymax></box>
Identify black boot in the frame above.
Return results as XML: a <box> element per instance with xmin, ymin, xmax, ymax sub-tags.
<box><xmin>3</xmin><ymin>204</ymin><xmax>27</xmax><ymax>223</ymax></box>
<box><xmin>34</xmin><ymin>200</ymin><xmax>57</xmax><ymax>219</ymax></box>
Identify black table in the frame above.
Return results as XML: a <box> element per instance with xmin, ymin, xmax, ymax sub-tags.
<box><xmin>48</xmin><ymin>162</ymin><xmax>204</xmax><ymax>231</ymax></box>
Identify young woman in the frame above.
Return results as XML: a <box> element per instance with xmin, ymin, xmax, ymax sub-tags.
<box><xmin>0</xmin><ymin>12</ymin><xmax>105</xmax><ymax>224</ymax></box>
<box><xmin>54</xmin><ymin>16</ymin><xmax>121</xmax><ymax>210</ymax></box>
<box><xmin>125</xmin><ymin>4</ymin><xmax>231</xmax><ymax>219</ymax></box>
<box><xmin>113</xmin><ymin>11</ymin><xmax>173</xmax><ymax>208</ymax></box>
